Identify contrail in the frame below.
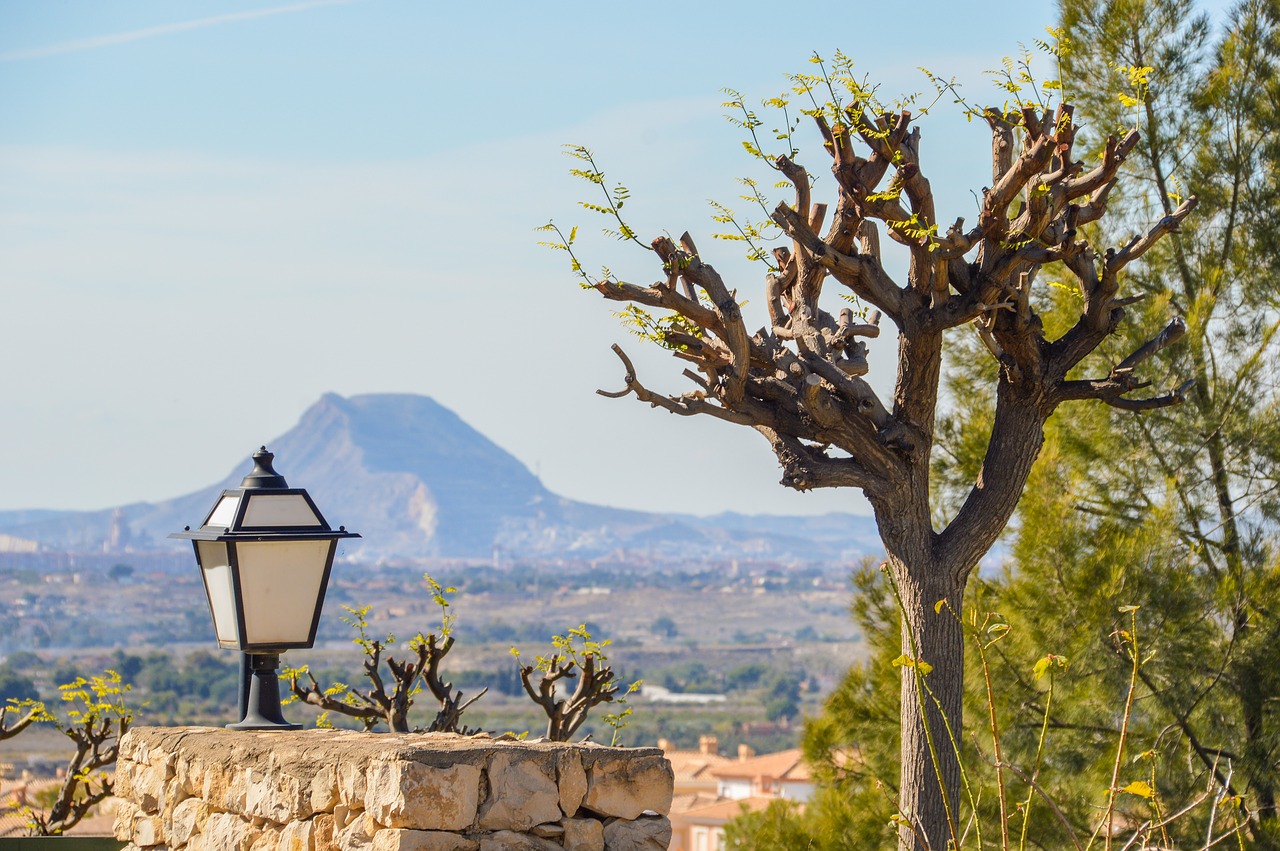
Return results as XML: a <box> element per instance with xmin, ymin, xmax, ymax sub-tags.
<box><xmin>0</xmin><ymin>0</ymin><xmax>358</xmax><ymax>62</ymax></box>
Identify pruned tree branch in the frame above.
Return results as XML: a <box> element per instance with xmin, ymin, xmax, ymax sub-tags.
<box><xmin>771</xmin><ymin>202</ymin><xmax>905</xmax><ymax>317</ymax></box>
<box><xmin>515</xmin><ymin>627</ymin><xmax>623</xmax><ymax>742</ymax></box>
<box><xmin>596</xmin><ymin>344</ymin><xmax>759</xmax><ymax>427</ymax></box>
<box><xmin>286</xmin><ymin>580</ymin><xmax>481</xmax><ymax>734</ymax></box>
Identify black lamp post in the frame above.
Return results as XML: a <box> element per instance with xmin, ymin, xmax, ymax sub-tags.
<box><xmin>171</xmin><ymin>447</ymin><xmax>359</xmax><ymax>729</ymax></box>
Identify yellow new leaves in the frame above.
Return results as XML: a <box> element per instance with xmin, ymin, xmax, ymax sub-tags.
<box><xmin>1122</xmin><ymin>780</ymin><xmax>1155</xmax><ymax>798</ymax></box>
<box><xmin>892</xmin><ymin>654</ymin><xmax>934</xmax><ymax>675</ymax></box>
<box><xmin>1113</xmin><ymin>63</ymin><xmax>1154</xmax><ymax>108</ymax></box>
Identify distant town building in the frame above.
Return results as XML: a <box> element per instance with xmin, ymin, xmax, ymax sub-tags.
<box><xmin>0</xmin><ymin>534</ymin><xmax>40</xmax><ymax>554</ymax></box>
<box><xmin>664</xmin><ymin>736</ymin><xmax>812</xmax><ymax>851</ymax></box>
<box><xmin>640</xmin><ymin>685</ymin><xmax>727</xmax><ymax>705</ymax></box>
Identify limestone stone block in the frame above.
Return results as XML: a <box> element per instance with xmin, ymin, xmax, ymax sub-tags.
<box><xmin>336</xmin><ymin>811</ymin><xmax>378</xmax><ymax>851</ymax></box>
<box><xmin>310</xmin><ymin>764</ymin><xmax>338</xmax><ymax>812</ymax></box>
<box><xmin>164</xmin><ymin>776</ymin><xmax>187</xmax><ymax>808</ymax></box>
<box><xmin>276</xmin><ymin>817</ymin><xmax>314</xmax><ymax>851</ymax></box>
<box><xmin>476</xmin><ymin>753</ymin><xmax>560</xmax><ymax>832</ymax></box>
<box><xmin>563</xmin><ymin>817</ymin><xmax>605</xmax><ymax>851</ymax></box>
<box><xmin>531</xmin><ymin>822</ymin><xmax>564</xmax><ymax>839</ymax></box>
<box><xmin>602</xmin><ymin>815</ymin><xmax>671</xmax><ymax>851</ymax></box>
<box><xmin>557</xmin><ymin>751</ymin><xmax>587</xmax><ymax>817</ymax></box>
<box><xmin>119</xmin><ymin>731</ymin><xmax>142</xmax><ymax>763</ymax></box>
<box><xmin>170</xmin><ymin>797</ymin><xmax>209</xmax><ymax>846</ymax></box>
<box><xmin>149</xmin><ymin>748</ymin><xmax>178</xmax><ymax>779</ymax></box>
<box><xmin>204</xmin><ymin>812</ymin><xmax>255</xmax><ymax>851</ymax></box>
<box><xmin>337</xmin><ymin>760</ymin><xmax>367</xmax><ymax>806</ymax></box>
<box><xmin>175</xmin><ymin>754</ymin><xmax>203</xmax><ymax>798</ymax></box>
<box><xmin>363</xmin><ymin>759</ymin><xmax>480</xmax><ymax>831</ymax></box>
<box><xmin>477</xmin><ymin>831</ymin><xmax>562</xmax><ymax>851</ymax></box>
<box><xmin>131</xmin><ymin>761</ymin><xmax>169</xmax><ymax>812</ymax></box>
<box><xmin>251</xmin><ymin>825</ymin><xmax>283</xmax><ymax>851</ymax></box>
<box><xmin>245</xmin><ymin>765</ymin><xmax>311</xmax><ymax>823</ymax></box>
<box><xmin>133</xmin><ymin>814</ymin><xmax>164</xmax><ymax>846</ymax></box>
<box><xmin>115</xmin><ymin>762</ymin><xmax>138</xmax><ymax>805</ymax></box>
<box><xmin>204</xmin><ymin>765</ymin><xmax>249</xmax><ymax>813</ymax></box>
<box><xmin>582</xmin><ymin>754</ymin><xmax>673</xmax><ymax>819</ymax></box>
<box><xmin>370</xmin><ymin>828</ymin><xmax>479</xmax><ymax>851</ymax></box>
<box><xmin>312</xmin><ymin>814</ymin><xmax>337</xmax><ymax>851</ymax></box>
<box><xmin>334</xmin><ymin>804</ymin><xmax>363</xmax><ymax>830</ymax></box>
<box><xmin>114</xmin><ymin>800</ymin><xmax>142</xmax><ymax>841</ymax></box>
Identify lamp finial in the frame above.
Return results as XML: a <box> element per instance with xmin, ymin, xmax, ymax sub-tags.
<box><xmin>241</xmin><ymin>446</ymin><xmax>289</xmax><ymax>490</ymax></box>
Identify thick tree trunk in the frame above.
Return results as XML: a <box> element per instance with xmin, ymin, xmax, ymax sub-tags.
<box><xmin>874</xmin><ymin>379</ymin><xmax>1046</xmax><ymax>851</ymax></box>
<box><xmin>1241</xmin><ymin>661</ymin><xmax>1278</xmax><ymax>845</ymax></box>
<box><xmin>888</xmin><ymin>550</ymin><xmax>966</xmax><ymax>851</ymax></box>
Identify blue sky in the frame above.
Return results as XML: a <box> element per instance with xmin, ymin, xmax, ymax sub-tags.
<box><xmin>0</xmin><ymin>0</ymin><xmax>1166</xmax><ymax>516</ymax></box>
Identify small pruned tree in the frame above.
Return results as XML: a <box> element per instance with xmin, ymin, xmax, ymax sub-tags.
<box><xmin>545</xmin><ymin>46</ymin><xmax>1197</xmax><ymax>851</ymax></box>
<box><xmin>26</xmin><ymin>670</ymin><xmax>133</xmax><ymax>836</ymax></box>
<box><xmin>511</xmin><ymin>625</ymin><xmax>633</xmax><ymax>743</ymax></box>
<box><xmin>284</xmin><ymin>574</ymin><xmax>484</xmax><ymax>734</ymax></box>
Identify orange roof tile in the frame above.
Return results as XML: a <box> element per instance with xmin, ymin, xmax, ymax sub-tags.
<box><xmin>664</xmin><ymin>750</ymin><xmax>735</xmax><ymax>782</ymax></box>
<box><xmin>679</xmin><ymin>796</ymin><xmax>780</xmax><ymax>822</ymax></box>
<box><xmin>708</xmin><ymin>748</ymin><xmax>811</xmax><ymax>783</ymax></box>
<box><xmin>669</xmin><ymin>792</ymin><xmax>727</xmax><ymax>814</ymax></box>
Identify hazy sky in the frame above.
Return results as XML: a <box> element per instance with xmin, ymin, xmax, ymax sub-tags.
<box><xmin>2</xmin><ymin>0</ymin><xmax>1216</xmax><ymax>516</ymax></box>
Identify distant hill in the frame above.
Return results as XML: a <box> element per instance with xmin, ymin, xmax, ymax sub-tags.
<box><xmin>0</xmin><ymin>393</ymin><xmax>879</xmax><ymax>563</ymax></box>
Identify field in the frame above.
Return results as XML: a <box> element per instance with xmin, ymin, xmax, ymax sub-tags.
<box><xmin>0</xmin><ymin>557</ymin><xmax>869</xmax><ymax>771</ymax></box>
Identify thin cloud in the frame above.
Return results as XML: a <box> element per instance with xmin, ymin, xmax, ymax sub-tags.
<box><xmin>0</xmin><ymin>0</ymin><xmax>357</xmax><ymax>62</ymax></box>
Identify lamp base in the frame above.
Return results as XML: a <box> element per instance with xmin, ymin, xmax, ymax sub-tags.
<box><xmin>227</xmin><ymin>652</ymin><xmax>301</xmax><ymax>731</ymax></box>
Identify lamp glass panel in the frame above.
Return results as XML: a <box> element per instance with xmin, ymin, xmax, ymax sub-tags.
<box><xmin>241</xmin><ymin>494</ymin><xmax>323</xmax><ymax>528</ymax></box>
<box><xmin>195</xmin><ymin>541</ymin><xmax>240</xmax><ymax>647</ymax></box>
<box><xmin>235</xmin><ymin>540</ymin><xmax>331</xmax><ymax>645</ymax></box>
<box><xmin>205</xmin><ymin>495</ymin><xmax>240</xmax><ymax>529</ymax></box>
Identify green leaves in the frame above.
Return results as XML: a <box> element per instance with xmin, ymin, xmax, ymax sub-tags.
<box><xmin>560</xmin><ymin>144</ymin><xmax>646</xmax><ymax>248</ymax></box>
<box><xmin>722</xmin><ymin>86</ymin><xmax>800</xmax><ymax>166</ymax></box>
<box><xmin>1032</xmin><ymin>653</ymin><xmax>1068</xmax><ymax>681</ymax></box>
<box><xmin>539</xmin><ymin>146</ymin><xmax>651</xmax><ymax>291</ymax></box>
<box><xmin>612</xmin><ymin>304</ymin><xmax>704</xmax><ymax>351</ymax></box>
<box><xmin>602</xmin><ymin>679</ymin><xmax>644</xmax><ymax>746</ymax></box>
<box><xmin>986</xmin><ymin>621</ymin><xmax>1011</xmax><ymax>638</ymax></box>
<box><xmin>708</xmin><ymin>184</ymin><xmax>781</xmax><ymax>269</ymax></box>
<box><xmin>981</xmin><ymin>31</ymin><xmax>1069</xmax><ymax>115</ymax></box>
<box><xmin>422</xmin><ymin>573</ymin><xmax>458</xmax><ymax>637</ymax></box>
<box><xmin>789</xmin><ymin>50</ymin><xmax>874</xmax><ymax>126</ymax></box>
<box><xmin>14</xmin><ymin>668</ymin><xmax>134</xmax><ymax>835</ymax></box>
<box><xmin>888</xmin><ymin>211</ymin><xmax>939</xmax><ymax>247</ymax></box>
<box><xmin>536</xmin><ymin>220</ymin><xmax>599</xmax><ymax>289</ymax></box>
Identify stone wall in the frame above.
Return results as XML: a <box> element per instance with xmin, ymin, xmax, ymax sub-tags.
<box><xmin>112</xmin><ymin>727</ymin><xmax>673</xmax><ymax>851</ymax></box>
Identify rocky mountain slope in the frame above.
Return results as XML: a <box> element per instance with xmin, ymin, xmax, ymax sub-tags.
<box><xmin>0</xmin><ymin>393</ymin><xmax>879</xmax><ymax>563</ymax></box>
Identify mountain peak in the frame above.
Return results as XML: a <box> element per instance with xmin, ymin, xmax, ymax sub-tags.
<box><xmin>0</xmin><ymin>393</ymin><xmax>877</xmax><ymax>564</ymax></box>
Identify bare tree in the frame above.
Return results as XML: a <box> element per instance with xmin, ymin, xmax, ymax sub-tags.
<box><xmin>548</xmin><ymin>55</ymin><xmax>1194</xmax><ymax>850</ymax></box>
